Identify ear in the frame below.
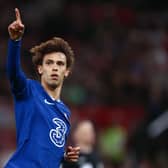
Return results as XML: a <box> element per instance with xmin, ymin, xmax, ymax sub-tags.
<box><xmin>64</xmin><ymin>69</ymin><xmax>70</xmax><ymax>78</ymax></box>
<box><xmin>37</xmin><ymin>65</ymin><xmax>43</xmax><ymax>75</ymax></box>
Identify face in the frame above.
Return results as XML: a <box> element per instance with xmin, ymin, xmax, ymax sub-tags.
<box><xmin>38</xmin><ymin>52</ymin><xmax>70</xmax><ymax>89</ymax></box>
<box><xmin>74</xmin><ymin>122</ymin><xmax>96</xmax><ymax>145</ymax></box>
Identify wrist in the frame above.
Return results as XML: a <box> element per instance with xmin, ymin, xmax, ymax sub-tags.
<box><xmin>10</xmin><ymin>37</ymin><xmax>22</xmax><ymax>41</ymax></box>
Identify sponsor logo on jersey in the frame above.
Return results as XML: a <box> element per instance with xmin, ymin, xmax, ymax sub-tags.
<box><xmin>49</xmin><ymin>118</ymin><xmax>67</xmax><ymax>147</ymax></box>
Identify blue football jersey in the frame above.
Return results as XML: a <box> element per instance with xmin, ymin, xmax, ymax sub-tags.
<box><xmin>5</xmin><ymin>40</ymin><xmax>71</xmax><ymax>168</ymax></box>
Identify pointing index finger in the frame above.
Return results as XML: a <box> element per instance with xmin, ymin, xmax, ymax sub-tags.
<box><xmin>15</xmin><ymin>8</ymin><xmax>22</xmax><ymax>23</ymax></box>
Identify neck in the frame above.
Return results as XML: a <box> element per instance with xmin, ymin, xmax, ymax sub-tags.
<box><xmin>42</xmin><ymin>83</ymin><xmax>62</xmax><ymax>100</ymax></box>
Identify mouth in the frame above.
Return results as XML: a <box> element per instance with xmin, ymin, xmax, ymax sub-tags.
<box><xmin>51</xmin><ymin>74</ymin><xmax>58</xmax><ymax>80</ymax></box>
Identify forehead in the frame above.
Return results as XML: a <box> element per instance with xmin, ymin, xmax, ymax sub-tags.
<box><xmin>43</xmin><ymin>52</ymin><xmax>66</xmax><ymax>62</ymax></box>
<box><xmin>77</xmin><ymin>122</ymin><xmax>93</xmax><ymax>132</ymax></box>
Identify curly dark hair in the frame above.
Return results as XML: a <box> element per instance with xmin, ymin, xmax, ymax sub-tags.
<box><xmin>30</xmin><ymin>37</ymin><xmax>75</xmax><ymax>75</ymax></box>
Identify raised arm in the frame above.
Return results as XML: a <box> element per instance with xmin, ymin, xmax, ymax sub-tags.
<box><xmin>7</xmin><ymin>8</ymin><xmax>27</xmax><ymax>97</ymax></box>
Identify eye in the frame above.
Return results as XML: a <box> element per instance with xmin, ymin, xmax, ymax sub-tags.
<box><xmin>46</xmin><ymin>60</ymin><xmax>54</xmax><ymax>65</ymax></box>
<box><xmin>57</xmin><ymin>61</ymin><xmax>65</xmax><ymax>66</ymax></box>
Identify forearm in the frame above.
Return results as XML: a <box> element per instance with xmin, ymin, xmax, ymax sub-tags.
<box><xmin>7</xmin><ymin>39</ymin><xmax>27</xmax><ymax>93</ymax></box>
<box><xmin>7</xmin><ymin>39</ymin><xmax>22</xmax><ymax>79</ymax></box>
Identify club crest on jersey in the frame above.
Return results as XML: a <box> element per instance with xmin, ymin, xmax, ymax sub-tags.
<box><xmin>49</xmin><ymin>118</ymin><xmax>67</xmax><ymax>147</ymax></box>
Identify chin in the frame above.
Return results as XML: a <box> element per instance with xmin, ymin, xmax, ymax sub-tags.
<box><xmin>48</xmin><ymin>83</ymin><xmax>59</xmax><ymax>90</ymax></box>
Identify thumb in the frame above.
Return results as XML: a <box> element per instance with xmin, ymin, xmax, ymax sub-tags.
<box><xmin>67</xmin><ymin>146</ymin><xmax>73</xmax><ymax>152</ymax></box>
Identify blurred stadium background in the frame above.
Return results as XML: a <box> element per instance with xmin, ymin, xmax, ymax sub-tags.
<box><xmin>0</xmin><ymin>0</ymin><xmax>168</xmax><ymax>167</ymax></box>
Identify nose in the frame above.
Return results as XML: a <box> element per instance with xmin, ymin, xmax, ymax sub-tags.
<box><xmin>52</xmin><ymin>65</ymin><xmax>58</xmax><ymax>71</ymax></box>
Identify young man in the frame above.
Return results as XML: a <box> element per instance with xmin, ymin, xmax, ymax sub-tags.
<box><xmin>5</xmin><ymin>8</ymin><xmax>80</xmax><ymax>168</ymax></box>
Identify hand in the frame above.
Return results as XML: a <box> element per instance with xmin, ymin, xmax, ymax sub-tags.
<box><xmin>64</xmin><ymin>146</ymin><xmax>80</xmax><ymax>162</ymax></box>
<box><xmin>8</xmin><ymin>8</ymin><xmax>25</xmax><ymax>40</ymax></box>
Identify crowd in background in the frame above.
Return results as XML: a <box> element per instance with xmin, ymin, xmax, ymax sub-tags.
<box><xmin>0</xmin><ymin>0</ymin><xmax>168</xmax><ymax>168</ymax></box>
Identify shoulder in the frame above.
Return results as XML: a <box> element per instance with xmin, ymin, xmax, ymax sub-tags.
<box><xmin>27</xmin><ymin>79</ymin><xmax>41</xmax><ymax>88</ymax></box>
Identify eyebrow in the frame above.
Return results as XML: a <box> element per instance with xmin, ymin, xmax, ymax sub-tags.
<box><xmin>45</xmin><ymin>59</ymin><xmax>66</xmax><ymax>63</ymax></box>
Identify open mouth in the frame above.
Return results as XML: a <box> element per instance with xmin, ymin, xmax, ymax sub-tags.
<box><xmin>51</xmin><ymin>74</ymin><xmax>58</xmax><ymax>80</ymax></box>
